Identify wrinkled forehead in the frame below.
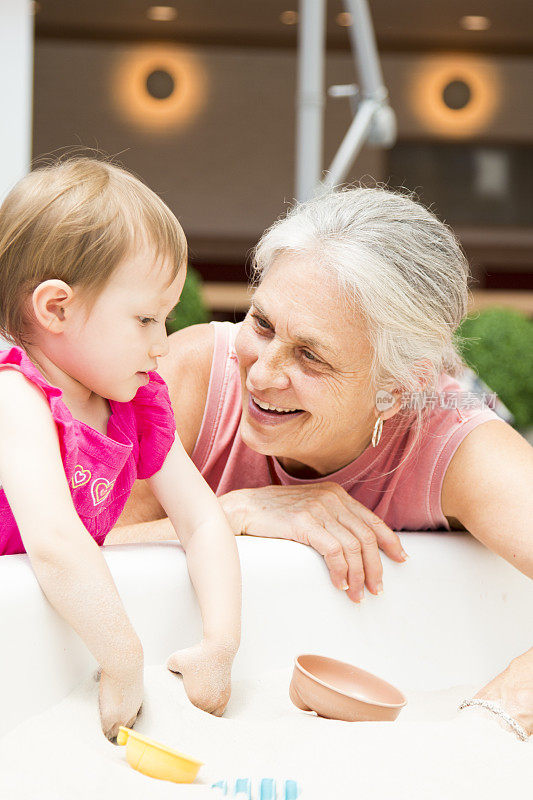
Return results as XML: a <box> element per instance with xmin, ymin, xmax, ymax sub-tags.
<box><xmin>252</xmin><ymin>252</ymin><xmax>370</xmax><ymax>357</ymax></box>
<box><xmin>257</xmin><ymin>251</ymin><xmax>338</xmax><ymax>302</ymax></box>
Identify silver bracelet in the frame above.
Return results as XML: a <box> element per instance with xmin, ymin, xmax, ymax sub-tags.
<box><xmin>458</xmin><ymin>698</ymin><xmax>529</xmax><ymax>742</ymax></box>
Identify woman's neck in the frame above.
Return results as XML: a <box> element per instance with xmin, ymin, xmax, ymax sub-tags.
<box><xmin>276</xmin><ymin>431</ymin><xmax>373</xmax><ymax>478</ymax></box>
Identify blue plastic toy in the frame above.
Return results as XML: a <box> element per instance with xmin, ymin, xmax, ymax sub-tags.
<box><xmin>211</xmin><ymin>778</ymin><xmax>301</xmax><ymax>799</ymax></box>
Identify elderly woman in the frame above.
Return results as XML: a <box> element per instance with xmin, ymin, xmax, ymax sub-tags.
<box><xmin>109</xmin><ymin>187</ymin><xmax>533</xmax><ymax>736</ymax></box>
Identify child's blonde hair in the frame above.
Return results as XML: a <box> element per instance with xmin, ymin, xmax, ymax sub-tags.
<box><xmin>0</xmin><ymin>156</ymin><xmax>187</xmax><ymax>348</ymax></box>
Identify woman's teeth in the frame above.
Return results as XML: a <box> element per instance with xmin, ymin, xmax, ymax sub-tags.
<box><xmin>253</xmin><ymin>396</ymin><xmax>301</xmax><ymax>414</ymax></box>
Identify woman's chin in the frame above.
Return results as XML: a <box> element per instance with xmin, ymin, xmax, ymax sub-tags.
<box><xmin>239</xmin><ymin>417</ymin><xmax>282</xmax><ymax>455</ymax></box>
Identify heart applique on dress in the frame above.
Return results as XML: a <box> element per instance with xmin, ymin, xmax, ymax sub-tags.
<box><xmin>71</xmin><ymin>465</ymin><xmax>91</xmax><ymax>490</ymax></box>
<box><xmin>91</xmin><ymin>478</ymin><xmax>114</xmax><ymax>506</ymax></box>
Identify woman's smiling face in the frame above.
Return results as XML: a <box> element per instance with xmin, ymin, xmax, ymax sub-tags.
<box><xmin>235</xmin><ymin>253</ymin><xmax>378</xmax><ymax>477</ymax></box>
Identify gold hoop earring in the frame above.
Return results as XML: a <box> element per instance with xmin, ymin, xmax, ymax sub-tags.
<box><xmin>371</xmin><ymin>415</ymin><xmax>383</xmax><ymax>448</ymax></box>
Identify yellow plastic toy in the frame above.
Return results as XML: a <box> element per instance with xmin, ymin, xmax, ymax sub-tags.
<box><xmin>116</xmin><ymin>726</ymin><xmax>203</xmax><ymax>783</ymax></box>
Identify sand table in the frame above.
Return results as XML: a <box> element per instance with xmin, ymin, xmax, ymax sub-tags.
<box><xmin>1</xmin><ymin>665</ymin><xmax>531</xmax><ymax>799</ymax></box>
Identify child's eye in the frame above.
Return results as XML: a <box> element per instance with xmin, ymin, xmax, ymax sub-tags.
<box><xmin>138</xmin><ymin>316</ymin><xmax>156</xmax><ymax>326</ymax></box>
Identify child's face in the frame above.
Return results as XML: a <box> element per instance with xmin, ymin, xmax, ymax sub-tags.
<box><xmin>64</xmin><ymin>244</ymin><xmax>185</xmax><ymax>402</ymax></box>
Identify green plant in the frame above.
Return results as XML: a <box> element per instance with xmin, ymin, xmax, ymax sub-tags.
<box><xmin>166</xmin><ymin>266</ymin><xmax>210</xmax><ymax>334</ymax></box>
<box><xmin>456</xmin><ymin>307</ymin><xmax>533</xmax><ymax>429</ymax></box>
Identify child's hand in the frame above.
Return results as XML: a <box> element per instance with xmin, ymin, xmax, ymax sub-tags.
<box><xmin>166</xmin><ymin>639</ymin><xmax>236</xmax><ymax>716</ymax></box>
<box><xmin>98</xmin><ymin>664</ymin><xmax>144</xmax><ymax>740</ymax></box>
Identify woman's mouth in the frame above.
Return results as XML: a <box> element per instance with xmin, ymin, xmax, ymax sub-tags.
<box><xmin>247</xmin><ymin>394</ymin><xmax>305</xmax><ymax>425</ymax></box>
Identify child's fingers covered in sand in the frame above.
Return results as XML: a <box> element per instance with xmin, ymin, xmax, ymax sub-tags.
<box><xmin>98</xmin><ymin>665</ymin><xmax>144</xmax><ymax>741</ymax></box>
<box><xmin>167</xmin><ymin>640</ymin><xmax>235</xmax><ymax>716</ymax></box>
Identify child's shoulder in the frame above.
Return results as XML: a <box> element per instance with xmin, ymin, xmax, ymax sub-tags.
<box><xmin>0</xmin><ymin>346</ymin><xmax>40</xmax><ymax>378</ymax></box>
<box><xmin>0</xmin><ymin>347</ymin><xmax>57</xmax><ymax>419</ymax></box>
<box><xmin>0</xmin><ymin>365</ymin><xmax>56</xmax><ymax>439</ymax></box>
<box><xmin>0</xmin><ymin>365</ymin><xmax>49</xmax><ymax>404</ymax></box>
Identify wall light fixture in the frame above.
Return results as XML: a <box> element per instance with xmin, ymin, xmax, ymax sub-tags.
<box><xmin>411</xmin><ymin>56</ymin><xmax>500</xmax><ymax>138</ymax></box>
<box><xmin>460</xmin><ymin>15</ymin><xmax>491</xmax><ymax>31</ymax></box>
<box><xmin>146</xmin><ymin>6</ymin><xmax>177</xmax><ymax>22</ymax></box>
<box><xmin>112</xmin><ymin>47</ymin><xmax>207</xmax><ymax>134</ymax></box>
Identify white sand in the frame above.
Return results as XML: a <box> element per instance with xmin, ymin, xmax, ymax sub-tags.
<box><xmin>0</xmin><ymin>665</ymin><xmax>531</xmax><ymax>799</ymax></box>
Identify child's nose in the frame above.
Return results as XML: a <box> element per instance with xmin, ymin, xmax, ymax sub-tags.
<box><xmin>149</xmin><ymin>336</ymin><xmax>170</xmax><ymax>359</ymax></box>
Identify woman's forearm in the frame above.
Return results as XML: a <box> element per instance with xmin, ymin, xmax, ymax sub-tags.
<box><xmin>108</xmin><ymin>491</ymin><xmax>249</xmax><ymax>545</ymax></box>
<box><xmin>475</xmin><ymin>645</ymin><xmax>533</xmax><ymax>736</ymax></box>
<box><xmin>31</xmin><ymin>529</ymin><xmax>143</xmax><ymax>675</ymax></box>
<box><xmin>104</xmin><ymin>517</ymin><xmax>178</xmax><ymax>545</ymax></box>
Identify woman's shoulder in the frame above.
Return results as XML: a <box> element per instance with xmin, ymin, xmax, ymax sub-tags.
<box><xmin>416</xmin><ymin>371</ymin><xmax>501</xmax><ymax>430</ymax></box>
<box><xmin>160</xmin><ymin>321</ymin><xmax>240</xmax><ymax>385</ymax></box>
<box><xmin>158</xmin><ymin>322</ymin><xmax>238</xmax><ymax>455</ymax></box>
<box><xmin>159</xmin><ymin>323</ymin><xmax>215</xmax><ymax>398</ymax></box>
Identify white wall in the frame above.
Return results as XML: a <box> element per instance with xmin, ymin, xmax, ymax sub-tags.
<box><xmin>0</xmin><ymin>0</ymin><xmax>33</xmax><ymax>201</ymax></box>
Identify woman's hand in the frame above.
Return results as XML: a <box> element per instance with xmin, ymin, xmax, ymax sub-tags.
<box><xmin>472</xmin><ymin>647</ymin><xmax>533</xmax><ymax>738</ymax></box>
<box><xmin>166</xmin><ymin>639</ymin><xmax>236</xmax><ymax>716</ymax></box>
<box><xmin>98</xmin><ymin>660</ymin><xmax>144</xmax><ymax>741</ymax></box>
<box><xmin>220</xmin><ymin>483</ymin><xmax>408</xmax><ymax>603</ymax></box>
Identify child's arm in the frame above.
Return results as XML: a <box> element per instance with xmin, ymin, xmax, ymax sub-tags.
<box><xmin>147</xmin><ymin>433</ymin><xmax>242</xmax><ymax>715</ymax></box>
<box><xmin>0</xmin><ymin>371</ymin><xmax>143</xmax><ymax>739</ymax></box>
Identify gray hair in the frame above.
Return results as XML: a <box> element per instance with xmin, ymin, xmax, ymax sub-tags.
<box><xmin>252</xmin><ymin>187</ymin><xmax>469</xmax><ymax>419</ymax></box>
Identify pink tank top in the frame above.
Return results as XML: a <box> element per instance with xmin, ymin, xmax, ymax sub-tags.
<box><xmin>192</xmin><ymin>322</ymin><xmax>500</xmax><ymax>531</ymax></box>
<box><xmin>0</xmin><ymin>347</ymin><xmax>176</xmax><ymax>555</ymax></box>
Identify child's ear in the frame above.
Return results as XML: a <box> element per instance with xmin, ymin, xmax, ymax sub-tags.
<box><xmin>32</xmin><ymin>280</ymin><xmax>74</xmax><ymax>334</ymax></box>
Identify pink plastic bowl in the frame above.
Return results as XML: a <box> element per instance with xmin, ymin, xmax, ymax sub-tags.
<box><xmin>289</xmin><ymin>654</ymin><xmax>407</xmax><ymax>722</ymax></box>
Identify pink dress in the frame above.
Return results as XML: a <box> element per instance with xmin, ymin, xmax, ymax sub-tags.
<box><xmin>0</xmin><ymin>347</ymin><xmax>176</xmax><ymax>555</ymax></box>
<box><xmin>192</xmin><ymin>322</ymin><xmax>500</xmax><ymax>531</ymax></box>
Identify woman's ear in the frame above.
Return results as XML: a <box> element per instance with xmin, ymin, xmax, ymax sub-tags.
<box><xmin>374</xmin><ymin>359</ymin><xmax>436</xmax><ymax>421</ymax></box>
<box><xmin>32</xmin><ymin>280</ymin><xmax>74</xmax><ymax>334</ymax></box>
<box><xmin>374</xmin><ymin>388</ymin><xmax>403</xmax><ymax>421</ymax></box>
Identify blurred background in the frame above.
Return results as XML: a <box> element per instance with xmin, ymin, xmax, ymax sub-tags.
<box><xmin>1</xmin><ymin>0</ymin><xmax>532</xmax><ymax>426</ymax></box>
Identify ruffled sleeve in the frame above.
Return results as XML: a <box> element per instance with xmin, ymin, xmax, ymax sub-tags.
<box><xmin>130</xmin><ymin>371</ymin><xmax>177</xmax><ymax>479</ymax></box>
<box><xmin>0</xmin><ymin>347</ymin><xmax>78</xmax><ymax>465</ymax></box>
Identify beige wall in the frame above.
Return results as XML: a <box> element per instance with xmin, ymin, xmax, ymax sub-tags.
<box><xmin>33</xmin><ymin>41</ymin><xmax>533</xmax><ymax>259</ymax></box>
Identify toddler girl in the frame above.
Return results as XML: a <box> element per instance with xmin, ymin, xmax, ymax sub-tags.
<box><xmin>0</xmin><ymin>158</ymin><xmax>241</xmax><ymax>739</ymax></box>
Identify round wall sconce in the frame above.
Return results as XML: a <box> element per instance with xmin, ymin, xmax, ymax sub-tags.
<box><xmin>111</xmin><ymin>46</ymin><xmax>207</xmax><ymax>134</ymax></box>
<box><xmin>410</xmin><ymin>56</ymin><xmax>500</xmax><ymax>138</ymax></box>
<box><xmin>279</xmin><ymin>10</ymin><xmax>298</xmax><ymax>25</ymax></box>
<box><xmin>442</xmin><ymin>79</ymin><xmax>471</xmax><ymax>110</ymax></box>
<box><xmin>145</xmin><ymin>69</ymin><xmax>175</xmax><ymax>100</ymax></box>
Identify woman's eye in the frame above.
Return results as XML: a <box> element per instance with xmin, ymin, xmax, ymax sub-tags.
<box><xmin>252</xmin><ymin>314</ymin><xmax>271</xmax><ymax>331</ymax></box>
<box><xmin>302</xmin><ymin>349</ymin><xmax>319</xmax><ymax>363</ymax></box>
<box><xmin>138</xmin><ymin>317</ymin><xmax>156</xmax><ymax>326</ymax></box>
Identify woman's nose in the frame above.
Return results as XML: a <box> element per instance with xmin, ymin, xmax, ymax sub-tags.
<box><xmin>248</xmin><ymin>342</ymin><xmax>290</xmax><ymax>390</ymax></box>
